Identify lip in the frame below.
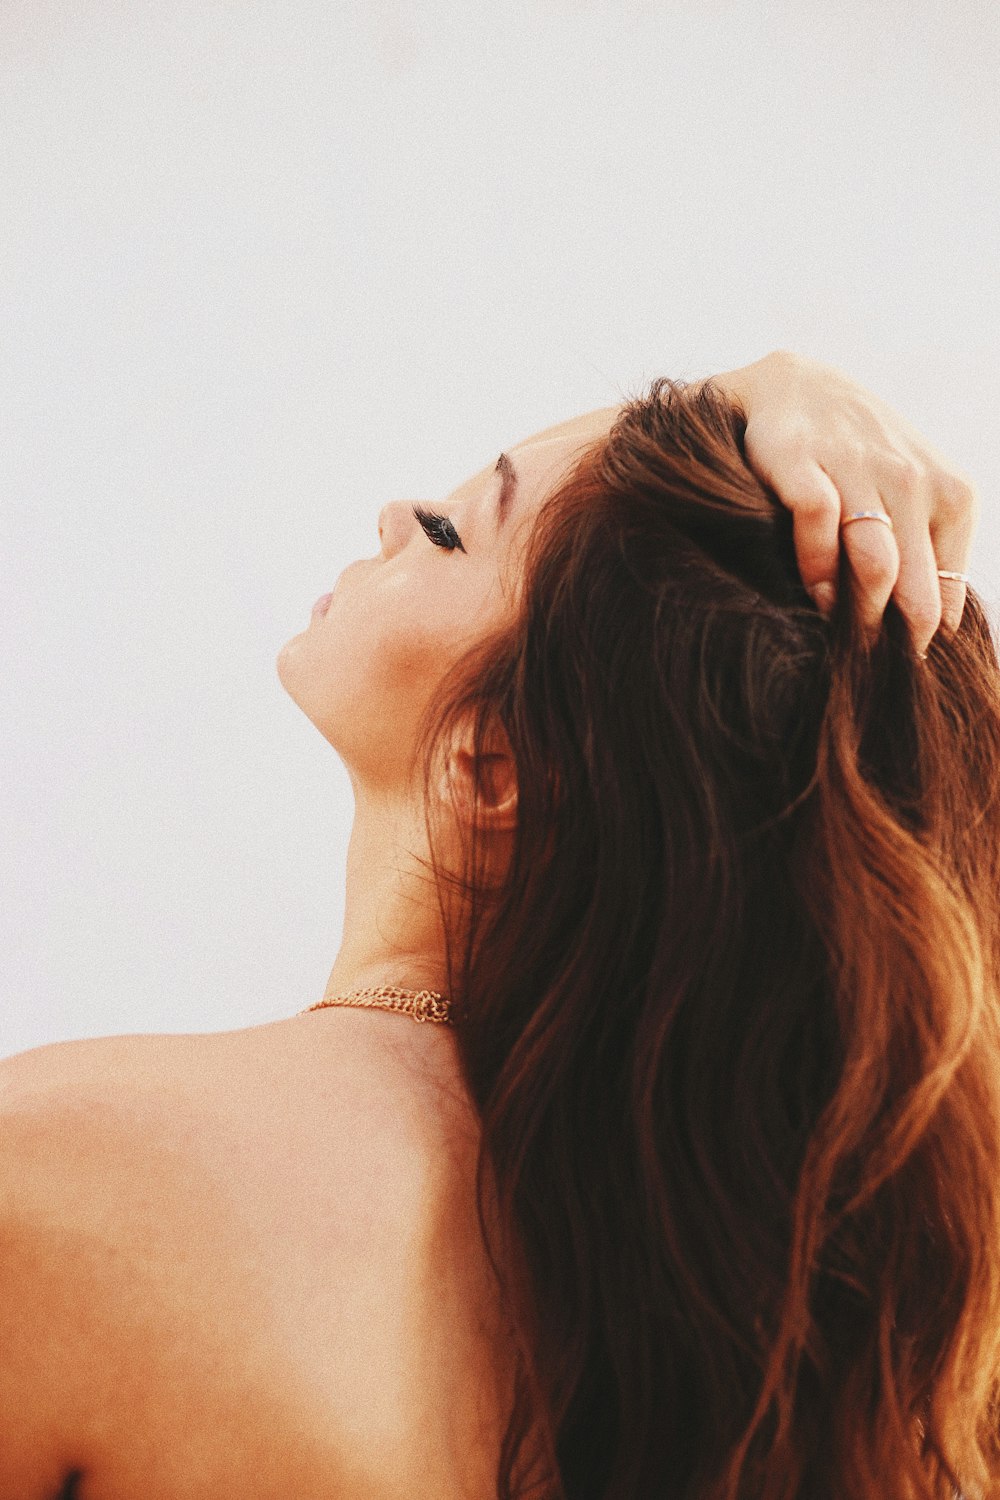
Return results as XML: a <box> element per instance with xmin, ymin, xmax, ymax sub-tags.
<box><xmin>312</xmin><ymin>591</ymin><xmax>334</xmax><ymax>619</ymax></box>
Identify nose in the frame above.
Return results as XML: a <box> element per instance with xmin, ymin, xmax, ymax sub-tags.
<box><xmin>377</xmin><ymin>499</ymin><xmax>419</xmax><ymax>557</ymax></box>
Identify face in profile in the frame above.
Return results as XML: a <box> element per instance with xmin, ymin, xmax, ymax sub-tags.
<box><xmin>276</xmin><ymin>407</ymin><xmax>618</xmax><ymax>793</ymax></box>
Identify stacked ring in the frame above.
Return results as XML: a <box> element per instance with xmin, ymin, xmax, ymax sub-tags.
<box><xmin>837</xmin><ymin>514</ymin><xmax>968</xmax><ymax>663</ymax></box>
<box><xmin>840</xmin><ymin>516</ymin><xmax>969</xmax><ymax>584</ymax></box>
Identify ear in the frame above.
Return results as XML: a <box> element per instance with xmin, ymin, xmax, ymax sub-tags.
<box><xmin>437</xmin><ymin>741</ymin><xmax>518</xmax><ymax>833</ymax></box>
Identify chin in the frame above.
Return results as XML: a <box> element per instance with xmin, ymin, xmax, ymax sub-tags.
<box><xmin>275</xmin><ymin>630</ymin><xmax>324</xmax><ymax>720</ymax></box>
<box><xmin>274</xmin><ymin>634</ymin><xmax>354</xmax><ymax>757</ymax></box>
<box><xmin>275</xmin><ymin>631</ymin><xmax>303</xmax><ymax>692</ymax></box>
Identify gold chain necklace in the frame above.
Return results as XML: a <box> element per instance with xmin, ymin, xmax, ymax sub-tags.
<box><xmin>298</xmin><ymin>985</ymin><xmax>454</xmax><ymax>1026</ymax></box>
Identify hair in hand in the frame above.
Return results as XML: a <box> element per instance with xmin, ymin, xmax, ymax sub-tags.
<box><xmin>415</xmin><ymin>377</ymin><xmax>1000</xmax><ymax>1500</ymax></box>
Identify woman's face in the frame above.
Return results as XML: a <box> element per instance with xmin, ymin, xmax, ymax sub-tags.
<box><xmin>276</xmin><ymin>406</ymin><xmax>618</xmax><ymax>792</ymax></box>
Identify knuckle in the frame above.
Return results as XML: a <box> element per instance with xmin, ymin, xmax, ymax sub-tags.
<box><xmin>843</xmin><ymin>437</ymin><xmax>871</xmax><ymax>472</ymax></box>
<box><xmin>937</xmin><ymin>470</ymin><xmax>978</xmax><ymax>524</ymax></box>
<box><xmin>764</xmin><ymin>348</ymin><xmax>798</xmax><ymax>373</ymax></box>
<box><xmin>880</xmin><ymin>453</ymin><xmax>924</xmax><ymax>498</ymax></box>
<box><xmin>794</xmin><ymin>484</ymin><xmax>838</xmax><ymax>522</ymax></box>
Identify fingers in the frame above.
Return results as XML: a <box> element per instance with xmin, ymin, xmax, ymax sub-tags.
<box><xmin>766</xmin><ymin>458</ymin><xmax>843</xmax><ymax>612</ymax></box>
<box><xmin>839</xmin><ymin>502</ymin><xmax>901</xmax><ymax>644</ymax></box>
<box><xmin>776</xmin><ymin>459</ymin><xmax>902</xmax><ymax>639</ymax></box>
<box><xmin>871</xmin><ymin>455</ymin><xmax>942</xmax><ymax>656</ymax></box>
<box><xmin>935</xmin><ymin>574</ymin><xmax>970</xmax><ymax>640</ymax></box>
<box><xmin>929</xmin><ymin>472</ymin><xmax>978</xmax><ymax>638</ymax></box>
<box><xmin>883</xmin><ymin>512</ymin><xmax>939</xmax><ymax>656</ymax></box>
<box><xmin>881</xmin><ymin>467</ymin><xmax>976</xmax><ymax>652</ymax></box>
<box><xmin>750</xmin><ymin>423</ymin><xmax>976</xmax><ymax>652</ymax></box>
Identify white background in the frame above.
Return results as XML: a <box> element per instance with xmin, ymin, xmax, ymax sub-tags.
<box><xmin>3</xmin><ymin>0</ymin><xmax>998</xmax><ymax>1060</ymax></box>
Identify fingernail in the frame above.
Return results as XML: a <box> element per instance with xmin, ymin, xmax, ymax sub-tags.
<box><xmin>811</xmin><ymin>582</ymin><xmax>837</xmax><ymax>617</ymax></box>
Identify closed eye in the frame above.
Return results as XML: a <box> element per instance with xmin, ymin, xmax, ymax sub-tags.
<box><xmin>412</xmin><ymin>506</ymin><xmax>466</xmax><ymax>553</ymax></box>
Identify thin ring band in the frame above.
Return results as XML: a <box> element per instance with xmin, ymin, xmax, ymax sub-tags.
<box><xmin>841</xmin><ymin>511</ymin><xmax>894</xmax><ymax>530</ymax></box>
<box><xmin>837</xmin><ymin>514</ymin><xmax>967</xmax><ymax>663</ymax></box>
<box><xmin>840</xmin><ymin>516</ymin><xmax>969</xmax><ymax>584</ymax></box>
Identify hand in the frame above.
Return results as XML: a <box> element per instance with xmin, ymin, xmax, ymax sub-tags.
<box><xmin>712</xmin><ymin>350</ymin><xmax>979</xmax><ymax>655</ymax></box>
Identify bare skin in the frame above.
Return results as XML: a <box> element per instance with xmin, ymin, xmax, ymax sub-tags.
<box><xmin>1</xmin><ymin>1016</ymin><xmax>516</xmax><ymax>1498</ymax></box>
<box><xmin>0</xmin><ymin>354</ymin><xmax>978</xmax><ymax>1497</ymax></box>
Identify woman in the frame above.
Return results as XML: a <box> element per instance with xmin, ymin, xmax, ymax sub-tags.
<box><xmin>0</xmin><ymin>351</ymin><xmax>993</xmax><ymax>1500</ymax></box>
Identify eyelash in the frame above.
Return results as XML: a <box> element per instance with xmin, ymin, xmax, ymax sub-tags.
<box><xmin>411</xmin><ymin>505</ymin><xmax>466</xmax><ymax>553</ymax></box>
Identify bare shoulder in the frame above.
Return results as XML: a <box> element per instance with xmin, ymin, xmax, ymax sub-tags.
<box><xmin>0</xmin><ymin>1015</ymin><xmax>481</xmax><ymax>1318</ymax></box>
<box><xmin>0</xmin><ymin>1030</ymin><xmax>227</xmax><ymax>1498</ymax></box>
<box><xmin>0</xmin><ymin>1019</ymin><xmax>507</xmax><ymax>1498</ymax></box>
<box><xmin>0</xmin><ymin>1012</ymin><xmax>477</xmax><ymax>1210</ymax></box>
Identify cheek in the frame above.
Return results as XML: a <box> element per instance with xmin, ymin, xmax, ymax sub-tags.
<box><xmin>301</xmin><ymin>596</ymin><xmax>436</xmax><ymax>706</ymax></box>
<box><xmin>277</xmin><ymin>575</ymin><xmax>459</xmax><ymax>766</ymax></box>
<box><xmin>344</xmin><ymin>572</ymin><xmax>452</xmax><ymax>679</ymax></box>
<box><xmin>277</xmin><ymin>557</ymin><xmax>505</xmax><ymax>778</ymax></box>
<box><xmin>352</xmin><ymin>558</ymin><xmax>500</xmax><ymax>658</ymax></box>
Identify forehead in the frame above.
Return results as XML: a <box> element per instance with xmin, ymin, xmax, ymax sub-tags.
<box><xmin>447</xmin><ymin>405</ymin><xmax>618</xmax><ymax>523</ymax></box>
<box><xmin>512</xmin><ymin>404</ymin><xmax>620</xmax><ymax>454</ymax></box>
<box><xmin>504</xmin><ymin>404</ymin><xmax>618</xmax><ymax>518</ymax></box>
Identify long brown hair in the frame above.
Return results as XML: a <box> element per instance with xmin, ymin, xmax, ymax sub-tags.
<box><xmin>414</xmin><ymin>378</ymin><xmax>1000</xmax><ymax>1500</ymax></box>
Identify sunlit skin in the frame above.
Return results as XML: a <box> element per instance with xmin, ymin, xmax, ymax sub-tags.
<box><xmin>276</xmin><ymin>407</ymin><xmax>619</xmax><ymax>1021</ymax></box>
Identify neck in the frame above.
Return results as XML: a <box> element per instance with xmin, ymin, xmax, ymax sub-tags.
<box><xmin>320</xmin><ymin>784</ymin><xmax>454</xmax><ymax>1005</ymax></box>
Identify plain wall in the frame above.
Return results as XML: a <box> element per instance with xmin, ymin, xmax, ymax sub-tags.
<box><xmin>3</xmin><ymin>0</ymin><xmax>998</xmax><ymax>1059</ymax></box>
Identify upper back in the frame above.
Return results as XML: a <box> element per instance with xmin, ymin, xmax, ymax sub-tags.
<box><xmin>0</xmin><ymin>1013</ymin><xmax>517</xmax><ymax>1499</ymax></box>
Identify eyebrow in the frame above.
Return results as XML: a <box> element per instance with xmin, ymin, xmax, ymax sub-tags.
<box><xmin>495</xmin><ymin>451</ymin><xmax>518</xmax><ymax>532</ymax></box>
